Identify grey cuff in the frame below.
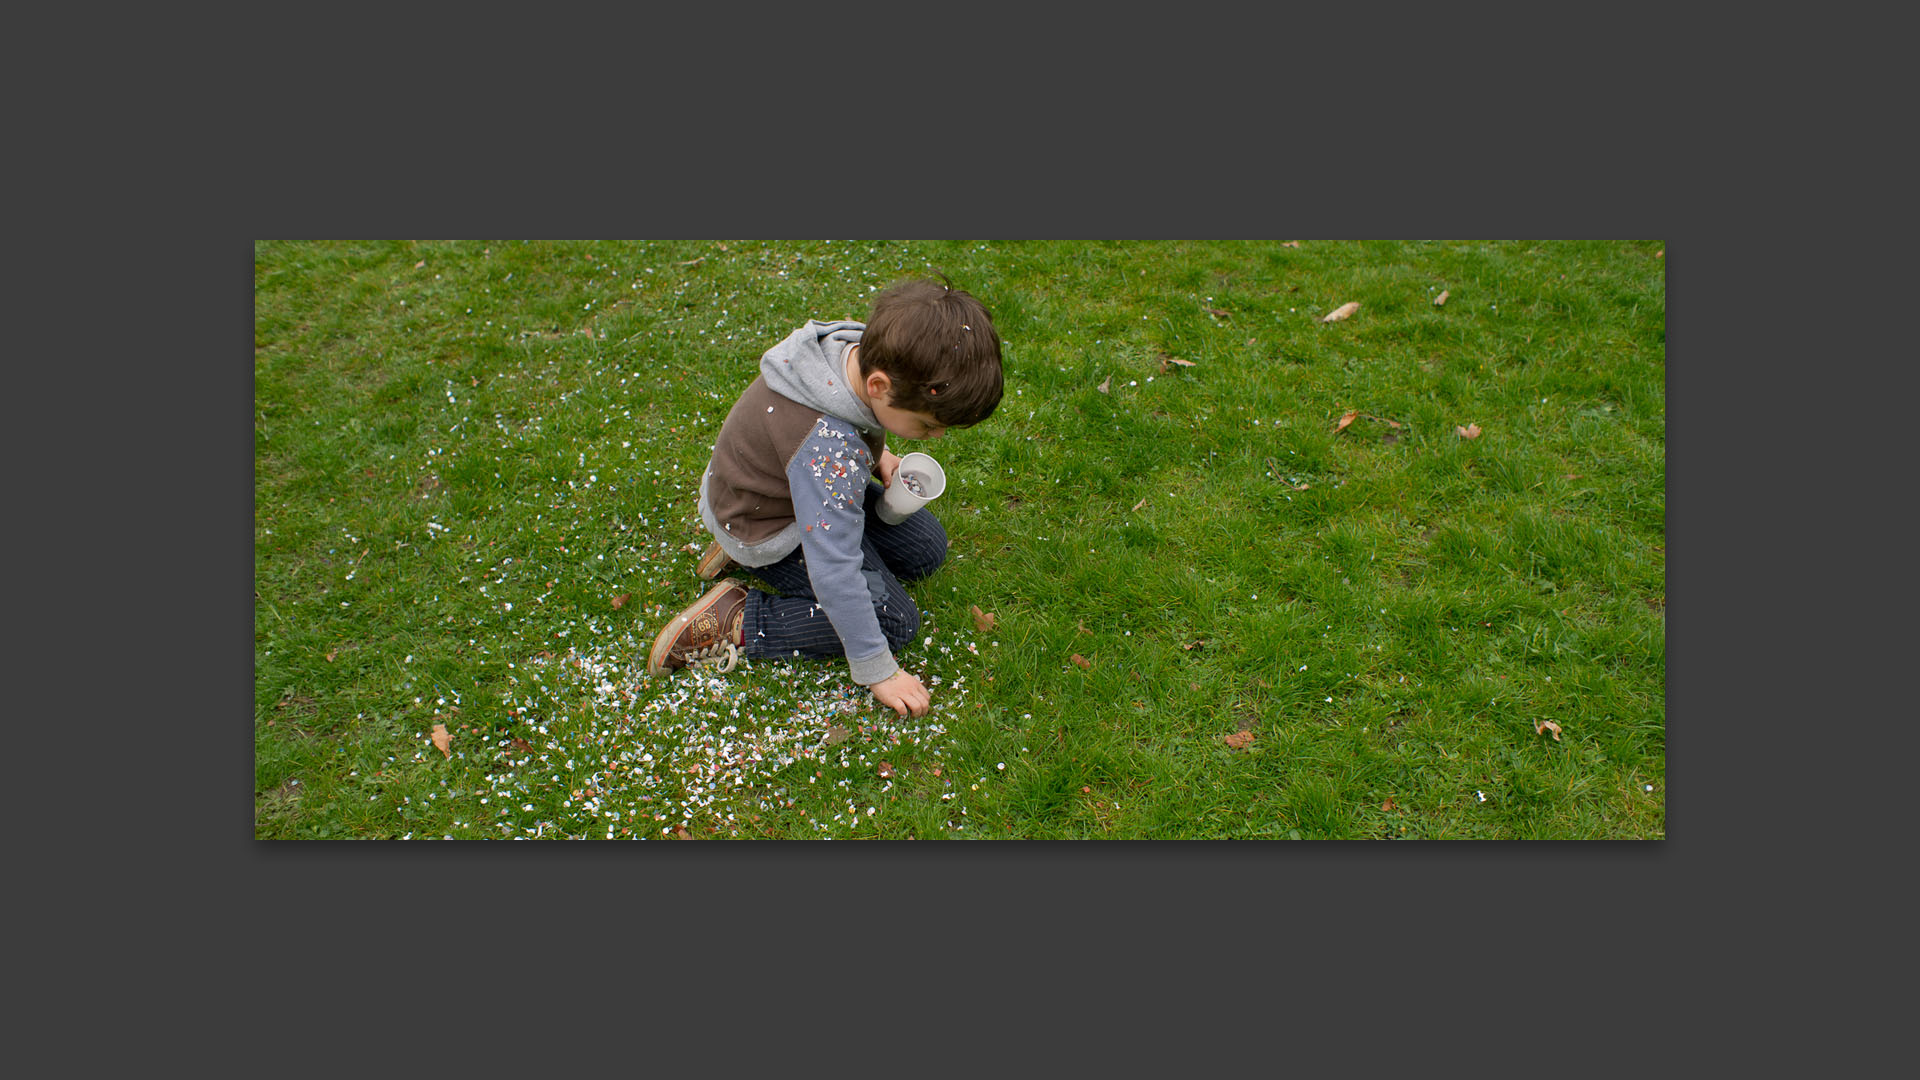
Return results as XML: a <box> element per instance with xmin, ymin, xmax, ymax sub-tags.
<box><xmin>848</xmin><ymin>648</ymin><xmax>899</xmax><ymax>686</ymax></box>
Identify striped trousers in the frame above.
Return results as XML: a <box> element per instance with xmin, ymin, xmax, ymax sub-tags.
<box><xmin>739</xmin><ymin>482</ymin><xmax>948</xmax><ymax>662</ymax></box>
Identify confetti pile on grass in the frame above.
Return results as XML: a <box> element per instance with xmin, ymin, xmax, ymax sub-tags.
<box><xmin>470</xmin><ymin>622</ymin><xmax>983</xmax><ymax>839</ymax></box>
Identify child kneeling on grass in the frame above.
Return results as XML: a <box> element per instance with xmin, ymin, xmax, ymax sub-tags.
<box><xmin>645</xmin><ymin>277</ymin><xmax>1004</xmax><ymax>718</ymax></box>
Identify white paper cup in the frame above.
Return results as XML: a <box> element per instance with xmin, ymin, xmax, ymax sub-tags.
<box><xmin>878</xmin><ymin>451</ymin><xmax>946</xmax><ymax>524</ymax></box>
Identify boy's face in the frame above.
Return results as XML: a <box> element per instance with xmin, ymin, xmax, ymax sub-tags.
<box><xmin>859</xmin><ymin>365</ymin><xmax>946</xmax><ymax>441</ymax></box>
<box><xmin>871</xmin><ymin>392</ymin><xmax>946</xmax><ymax>441</ymax></box>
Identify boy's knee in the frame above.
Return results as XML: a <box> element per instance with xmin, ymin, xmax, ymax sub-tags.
<box><xmin>882</xmin><ymin>599</ymin><xmax>921</xmax><ymax>651</ymax></box>
<box><xmin>896</xmin><ymin>521</ymin><xmax>949</xmax><ymax>582</ymax></box>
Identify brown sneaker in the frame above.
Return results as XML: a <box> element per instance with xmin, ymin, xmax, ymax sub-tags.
<box><xmin>695</xmin><ymin>540</ymin><xmax>737</xmax><ymax>580</ymax></box>
<box><xmin>646</xmin><ymin>581</ymin><xmax>748</xmax><ymax>676</ymax></box>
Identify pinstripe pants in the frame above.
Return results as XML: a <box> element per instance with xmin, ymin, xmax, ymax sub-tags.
<box><xmin>739</xmin><ymin>482</ymin><xmax>947</xmax><ymax>662</ymax></box>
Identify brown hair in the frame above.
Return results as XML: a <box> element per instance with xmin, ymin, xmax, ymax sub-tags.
<box><xmin>856</xmin><ymin>276</ymin><xmax>1004</xmax><ymax>428</ymax></box>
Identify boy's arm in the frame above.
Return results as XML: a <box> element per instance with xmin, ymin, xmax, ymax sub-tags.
<box><xmin>787</xmin><ymin>420</ymin><xmax>899</xmax><ymax>687</ymax></box>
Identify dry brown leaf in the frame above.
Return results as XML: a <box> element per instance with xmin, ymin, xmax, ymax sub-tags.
<box><xmin>1076</xmin><ymin>620</ymin><xmax>1092</xmax><ymax>636</ymax></box>
<box><xmin>1434</xmin><ymin>290</ymin><xmax>1449</xmax><ymax>306</ymax></box>
<box><xmin>971</xmin><ymin>605</ymin><xmax>998</xmax><ymax>633</ymax></box>
<box><xmin>1562</xmin><ymin>473</ymin><xmax>1582</xmax><ymax>481</ymax></box>
<box><xmin>1181</xmin><ymin>639</ymin><xmax>1208</xmax><ymax>651</ymax></box>
<box><xmin>1457</xmin><ymin>423</ymin><xmax>1482</xmax><ymax>439</ymax></box>
<box><xmin>1334</xmin><ymin>410</ymin><xmax>1361</xmax><ymax>434</ymax></box>
<box><xmin>1205</xmin><ymin>307</ymin><xmax>1231</xmax><ymax>318</ymax></box>
<box><xmin>1224</xmin><ymin>731</ymin><xmax>1255</xmax><ymax>750</ymax></box>
<box><xmin>414</xmin><ymin>260</ymin><xmax>426</xmax><ymax>269</ymax></box>
<box><xmin>1282</xmin><ymin>240</ymin><xmax>1301</xmax><ymax>248</ymax></box>
<box><xmin>823</xmin><ymin>725</ymin><xmax>851</xmax><ymax>747</ymax></box>
<box><xmin>1158</xmin><ymin>352</ymin><xmax>1196</xmax><ymax>372</ymax></box>
<box><xmin>325</xmin><ymin>649</ymin><xmax>337</xmax><ymax>663</ymax></box>
<box><xmin>430</xmin><ymin>723</ymin><xmax>451</xmax><ymax>758</ymax></box>
<box><xmin>679</xmin><ymin>256</ymin><xmax>706</xmax><ymax>267</ymax></box>
<box><xmin>1381</xmin><ymin>797</ymin><xmax>1398</xmax><ymax>811</ymax></box>
<box><xmin>610</xmin><ymin>593</ymin><xmax>631</xmax><ymax>610</ymax></box>
<box><xmin>1654</xmin><ymin>250</ymin><xmax>1664</xmax><ymax>259</ymax></box>
<box><xmin>1131</xmin><ymin>497</ymin><xmax>1149</xmax><ymax>512</ymax></box>
<box><xmin>877</xmin><ymin>762</ymin><xmax>894</xmax><ymax>778</ymax></box>
<box><xmin>1323</xmin><ymin>301</ymin><xmax>1360</xmax><ymax>323</ymax></box>
<box><xmin>1534</xmin><ymin>719</ymin><xmax>1563</xmax><ymax>741</ymax></box>
<box><xmin>1097</xmin><ymin>376</ymin><xmax>1111</xmax><ymax>394</ymax></box>
<box><xmin>1071</xmin><ymin>653</ymin><xmax>1092</xmax><ymax>670</ymax></box>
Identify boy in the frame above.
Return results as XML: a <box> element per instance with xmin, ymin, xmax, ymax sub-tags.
<box><xmin>645</xmin><ymin>277</ymin><xmax>1004</xmax><ymax>719</ymax></box>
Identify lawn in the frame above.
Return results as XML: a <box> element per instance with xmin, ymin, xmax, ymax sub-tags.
<box><xmin>254</xmin><ymin>239</ymin><xmax>1665</xmax><ymax>839</ymax></box>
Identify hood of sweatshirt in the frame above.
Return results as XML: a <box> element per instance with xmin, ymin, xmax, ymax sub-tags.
<box><xmin>758</xmin><ymin>320</ymin><xmax>883</xmax><ymax>443</ymax></box>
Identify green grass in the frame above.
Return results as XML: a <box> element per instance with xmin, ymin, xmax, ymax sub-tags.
<box><xmin>255</xmin><ymin>239</ymin><xmax>1665</xmax><ymax>839</ymax></box>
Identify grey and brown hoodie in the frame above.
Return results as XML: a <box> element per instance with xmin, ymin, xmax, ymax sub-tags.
<box><xmin>698</xmin><ymin>320</ymin><xmax>901</xmax><ymax>685</ymax></box>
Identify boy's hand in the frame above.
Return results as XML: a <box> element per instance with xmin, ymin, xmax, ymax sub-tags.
<box><xmin>870</xmin><ymin>669</ymin><xmax>929</xmax><ymax>718</ymax></box>
<box><xmin>875</xmin><ymin>449</ymin><xmax>902</xmax><ymax>487</ymax></box>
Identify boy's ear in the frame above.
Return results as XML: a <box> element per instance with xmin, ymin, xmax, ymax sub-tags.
<box><xmin>865</xmin><ymin>369</ymin><xmax>893</xmax><ymax>402</ymax></box>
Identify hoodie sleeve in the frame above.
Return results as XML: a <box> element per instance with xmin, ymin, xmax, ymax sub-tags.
<box><xmin>787</xmin><ymin>416</ymin><xmax>898</xmax><ymax>685</ymax></box>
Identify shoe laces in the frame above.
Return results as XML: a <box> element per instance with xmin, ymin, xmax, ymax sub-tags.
<box><xmin>682</xmin><ymin>639</ymin><xmax>738</xmax><ymax>673</ymax></box>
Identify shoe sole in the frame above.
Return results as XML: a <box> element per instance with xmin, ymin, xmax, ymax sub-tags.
<box><xmin>646</xmin><ymin>581</ymin><xmax>743</xmax><ymax>676</ymax></box>
<box><xmin>695</xmin><ymin>541</ymin><xmax>736</xmax><ymax>580</ymax></box>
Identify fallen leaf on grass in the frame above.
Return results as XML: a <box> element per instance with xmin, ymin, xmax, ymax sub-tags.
<box><xmin>1071</xmin><ymin>654</ymin><xmax>1092</xmax><ymax>670</ymax></box>
<box><xmin>1132</xmin><ymin>497</ymin><xmax>1149</xmax><ymax>512</ymax></box>
<box><xmin>1158</xmin><ymin>352</ymin><xmax>1196</xmax><ymax>372</ymax></box>
<box><xmin>823</xmin><ymin>725</ymin><xmax>851</xmax><ymax>747</ymax></box>
<box><xmin>971</xmin><ymin>605</ymin><xmax>998</xmax><ymax>632</ymax></box>
<box><xmin>1334</xmin><ymin>410</ymin><xmax>1361</xmax><ymax>433</ymax></box>
<box><xmin>673</xmin><ymin>825</ymin><xmax>692</xmax><ymax>839</ymax></box>
<box><xmin>414</xmin><ymin>260</ymin><xmax>426</xmax><ymax>269</ymax></box>
<box><xmin>1456</xmin><ymin>423</ymin><xmax>1482</xmax><ymax>439</ymax></box>
<box><xmin>1205</xmin><ymin>307</ymin><xmax>1231</xmax><ymax>318</ymax></box>
<box><xmin>430</xmin><ymin>724</ymin><xmax>451</xmax><ymax>758</ymax></box>
<box><xmin>1322</xmin><ymin>301</ymin><xmax>1360</xmax><ymax>323</ymax></box>
<box><xmin>1381</xmin><ymin>797</ymin><xmax>1398</xmax><ymax>811</ymax></box>
<box><xmin>1076</xmin><ymin>621</ymin><xmax>1092</xmax><ymax>636</ymax></box>
<box><xmin>877</xmin><ymin>762</ymin><xmax>894</xmax><ymax>778</ymax></box>
<box><xmin>678</xmin><ymin>256</ymin><xmax>706</xmax><ymax>267</ymax></box>
<box><xmin>1097</xmin><ymin>376</ymin><xmax>1112</xmax><ymax>393</ymax></box>
<box><xmin>1282</xmin><ymin>240</ymin><xmax>1301</xmax><ymax>248</ymax></box>
<box><xmin>1534</xmin><ymin>719</ymin><xmax>1563</xmax><ymax>741</ymax></box>
<box><xmin>325</xmin><ymin>649</ymin><xmax>338</xmax><ymax>663</ymax></box>
<box><xmin>1181</xmin><ymin>639</ymin><xmax>1208</xmax><ymax>650</ymax></box>
<box><xmin>1224</xmin><ymin>731</ymin><xmax>1255</xmax><ymax>750</ymax></box>
<box><xmin>610</xmin><ymin>593</ymin><xmax>631</xmax><ymax>610</ymax></box>
<box><xmin>1433</xmin><ymin>290</ymin><xmax>1449</xmax><ymax>306</ymax></box>
<box><xmin>1654</xmin><ymin>250</ymin><xmax>1664</xmax><ymax>259</ymax></box>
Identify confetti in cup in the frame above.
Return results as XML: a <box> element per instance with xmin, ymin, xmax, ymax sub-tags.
<box><xmin>878</xmin><ymin>452</ymin><xmax>946</xmax><ymax>524</ymax></box>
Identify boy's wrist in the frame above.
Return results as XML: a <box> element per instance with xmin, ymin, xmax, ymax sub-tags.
<box><xmin>848</xmin><ymin>648</ymin><xmax>898</xmax><ymax>687</ymax></box>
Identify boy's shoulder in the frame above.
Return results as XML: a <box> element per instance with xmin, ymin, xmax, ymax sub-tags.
<box><xmin>727</xmin><ymin>376</ymin><xmax>872</xmax><ymax>450</ymax></box>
